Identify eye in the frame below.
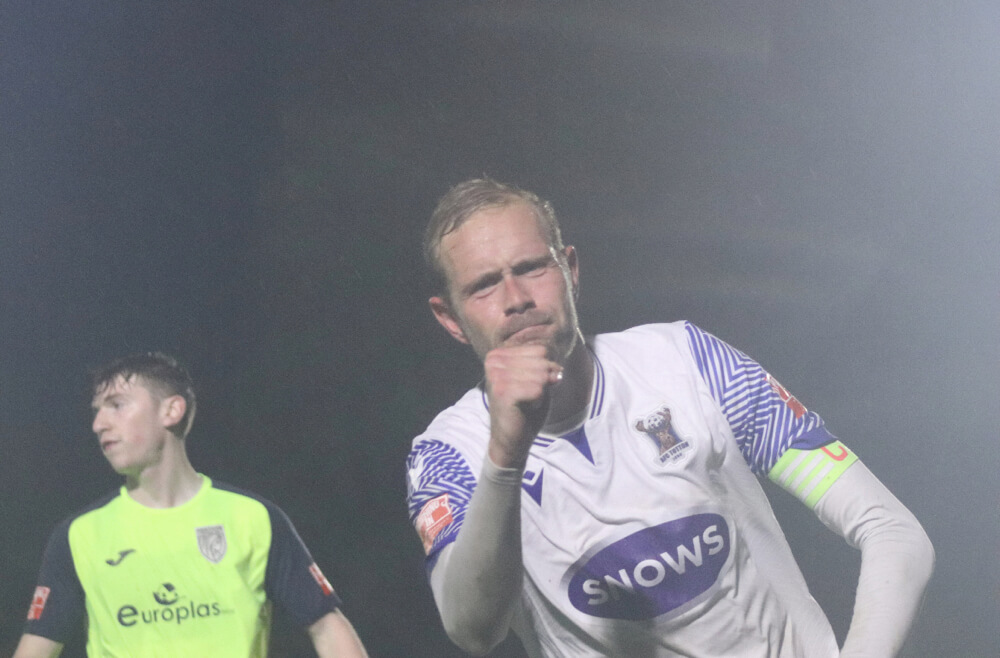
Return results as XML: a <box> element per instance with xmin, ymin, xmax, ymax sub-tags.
<box><xmin>467</xmin><ymin>274</ymin><xmax>501</xmax><ymax>298</ymax></box>
<box><xmin>513</xmin><ymin>258</ymin><xmax>550</xmax><ymax>277</ymax></box>
<box><xmin>103</xmin><ymin>397</ymin><xmax>124</xmax><ymax>411</ymax></box>
<box><xmin>470</xmin><ymin>285</ymin><xmax>496</xmax><ymax>300</ymax></box>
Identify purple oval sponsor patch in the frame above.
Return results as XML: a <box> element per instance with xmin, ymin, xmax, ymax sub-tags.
<box><xmin>567</xmin><ymin>513</ymin><xmax>729</xmax><ymax>619</ymax></box>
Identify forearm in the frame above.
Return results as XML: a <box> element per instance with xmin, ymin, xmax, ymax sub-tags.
<box><xmin>814</xmin><ymin>463</ymin><xmax>935</xmax><ymax>657</ymax></box>
<box><xmin>430</xmin><ymin>456</ymin><xmax>525</xmax><ymax>655</ymax></box>
<box><xmin>308</xmin><ymin>610</ymin><xmax>369</xmax><ymax>658</ymax></box>
<box><xmin>12</xmin><ymin>634</ymin><xmax>63</xmax><ymax>658</ymax></box>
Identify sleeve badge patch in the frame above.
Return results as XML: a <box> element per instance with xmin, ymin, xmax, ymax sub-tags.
<box><xmin>416</xmin><ymin>493</ymin><xmax>454</xmax><ymax>554</ymax></box>
<box><xmin>309</xmin><ymin>563</ymin><xmax>335</xmax><ymax>596</ymax></box>
<box><xmin>27</xmin><ymin>586</ymin><xmax>50</xmax><ymax>621</ymax></box>
<box><xmin>767</xmin><ymin>374</ymin><xmax>807</xmax><ymax>419</ymax></box>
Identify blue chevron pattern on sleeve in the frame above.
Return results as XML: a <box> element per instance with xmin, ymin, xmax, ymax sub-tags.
<box><xmin>406</xmin><ymin>439</ymin><xmax>477</xmax><ymax>558</ymax></box>
<box><xmin>683</xmin><ymin>322</ymin><xmax>833</xmax><ymax>475</ymax></box>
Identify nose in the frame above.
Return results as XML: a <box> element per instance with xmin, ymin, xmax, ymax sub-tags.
<box><xmin>92</xmin><ymin>409</ymin><xmax>108</xmax><ymax>436</ymax></box>
<box><xmin>501</xmin><ymin>275</ymin><xmax>534</xmax><ymax>315</ymax></box>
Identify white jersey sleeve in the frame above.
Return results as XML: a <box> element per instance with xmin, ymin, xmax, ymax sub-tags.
<box><xmin>406</xmin><ymin>439</ymin><xmax>477</xmax><ymax>568</ymax></box>
<box><xmin>683</xmin><ymin>322</ymin><xmax>837</xmax><ymax>475</ymax></box>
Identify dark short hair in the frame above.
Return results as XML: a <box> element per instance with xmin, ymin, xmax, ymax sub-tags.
<box><xmin>92</xmin><ymin>352</ymin><xmax>197</xmax><ymax>438</ymax></box>
<box><xmin>424</xmin><ymin>178</ymin><xmax>565</xmax><ymax>297</ymax></box>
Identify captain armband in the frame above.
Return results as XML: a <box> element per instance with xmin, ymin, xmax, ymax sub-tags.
<box><xmin>767</xmin><ymin>440</ymin><xmax>858</xmax><ymax>508</ymax></box>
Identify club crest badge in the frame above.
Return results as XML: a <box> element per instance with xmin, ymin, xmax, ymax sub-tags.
<box><xmin>196</xmin><ymin>525</ymin><xmax>227</xmax><ymax>564</ymax></box>
<box><xmin>635</xmin><ymin>405</ymin><xmax>692</xmax><ymax>465</ymax></box>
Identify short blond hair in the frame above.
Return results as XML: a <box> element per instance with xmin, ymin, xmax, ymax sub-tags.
<box><xmin>424</xmin><ymin>178</ymin><xmax>565</xmax><ymax>296</ymax></box>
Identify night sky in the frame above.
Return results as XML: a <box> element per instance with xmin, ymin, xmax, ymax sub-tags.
<box><xmin>2</xmin><ymin>2</ymin><xmax>998</xmax><ymax>656</ymax></box>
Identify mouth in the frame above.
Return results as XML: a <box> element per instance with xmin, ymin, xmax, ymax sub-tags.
<box><xmin>504</xmin><ymin>322</ymin><xmax>551</xmax><ymax>344</ymax></box>
<box><xmin>100</xmin><ymin>439</ymin><xmax>119</xmax><ymax>452</ymax></box>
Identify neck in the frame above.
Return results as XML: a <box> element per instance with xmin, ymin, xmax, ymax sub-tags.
<box><xmin>124</xmin><ymin>439</ymin><xmax>202</xmax><ymax>509</ymax></box>
<box><xmin>545</xmin><ymin>331</ymin><xmax>593</xmax><ymax>428</ymax></box>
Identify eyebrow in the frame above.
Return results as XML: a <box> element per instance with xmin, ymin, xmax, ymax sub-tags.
<box><xmin>459</xmin><ymin>253</ymin><xmax>555</xmax><ymax>298</ymax></box>
<box><xmin>511</xmin><ymin>254</ymin><xmax>553</xmax><ymax>274</ymax></box>
<box><xmin>92</xmin><ymin>392</ymin><xmax>122</xmax><ymax>411</ymax></box>
<box><xmin>461</xmin><ymin>270</ymin><xmax>502</xmax><ymax>297</ymax></box>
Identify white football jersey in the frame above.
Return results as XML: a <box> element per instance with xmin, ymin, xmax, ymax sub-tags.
<box><xmin>407</xmin><ymin>322</ymin><xmax>848</xmax><ymax>657</ymax></box>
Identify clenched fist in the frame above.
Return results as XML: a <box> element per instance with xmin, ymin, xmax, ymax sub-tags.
<box><xmin>484</xmin><ymin>344</ymin><xmax>564</xmax><ymax>470</ymax></box>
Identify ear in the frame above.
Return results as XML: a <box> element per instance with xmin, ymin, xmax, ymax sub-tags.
<box><xmin>429</xmin><ymin>296</ymin><xmax>470</xmax><ymax>345</ymax></box>
<box><xmin>563</xmin><ymin>245</ymin><xmax>580</xmax><ymax>299</ymax></box>
<box><xmin>159</xmin><ymin>395</ymin><xmax>187</xmax><ymax>431</ymax></box>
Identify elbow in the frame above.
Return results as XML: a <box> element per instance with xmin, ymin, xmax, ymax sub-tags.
<box><xmin>898</xmin><ymin>513</ymin><xmax>935</xmax><ymax>588</ymax></box>
<box><xmin>440</xmin><ymin>609</ymin><xmax>509</xmax><ymax>656</ymax></box>
<box><xmin>447</xmin><ymin>634</ymin><xmax>501</xmax><ymax>657</ymax></box>
<box><xmin>915</xmin><ymin>526</ymin><xmax>936</xmax><ymax>587</ymax></box>
<box><xmin>886</xmin><ymin>516</ymin><xmax>936</xmax><ymax>592</ymax></box>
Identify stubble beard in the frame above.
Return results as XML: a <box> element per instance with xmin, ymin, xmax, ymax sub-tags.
<box><xmin>468</xmin><ymin>303</ymin><xmax>581</xmax><ymax>365</ymax></box>
<box><xmin>540</xmin><ymin>320</ymin><xmax>580</xmax><ymax>365</ymax></box>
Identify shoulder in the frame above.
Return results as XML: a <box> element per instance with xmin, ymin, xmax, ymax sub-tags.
<box><xmin>406</xmin><ymin>390</ymin><xmax>485</xmax><ymax>501</ymax></box>
<box><xmin>61</xmin><ymin>489</ymin><xmax>122</xmax><ymax>532</ymax></box>
<box><xmin>37</xmin><ymin>489</ymin><xmax>120</xmax><ymax>557</ymax></box>
<box><xmin>209</xmin><ymin>478</ymin><xmax>274</xmax><ymax>505</ymax></box>
<box><xmin>207</xmin><ymin>479</ymin><xmax>287</xmax><ymax>520</ymax></box>
<box><xmin>410</xmin><ymin>386</ymin><xmax>489</xmax><ymax>454</ymax></box>
<box><xmin>203</xmin><ymin>480</ymin><xmax>305</xmax><ymax>553</ymax></box>
<box><xmin>591</xmin><ymin>321</ymin><xmax>696</xmax><ymax>350</ymax></box>
<box><xmin>599</xmin><ymin>322</ymin><xmax>753</xmax><ymax>373</ymax></box>
<box><xmin>589</xmin><ymin>321</ymin><xmax>704</xmax><ymax>368</ymax></box>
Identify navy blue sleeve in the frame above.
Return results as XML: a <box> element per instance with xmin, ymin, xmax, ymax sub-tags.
<box><xmin>23</xmin><ymin>518</ymin><xmax>85</xmax><ymax>642</ymax></box>
<box><xmin>263</xmin><ymin>502</ymin><xmax>342</xmax><ymax>627</ymax></box>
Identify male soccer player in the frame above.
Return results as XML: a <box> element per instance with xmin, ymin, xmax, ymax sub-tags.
<box><xmin>406</xmin><ymin>178</ymin><xmax>934</xmax><ymax>657</ymax></box>
<box><xmin>15</xmin><ymin>353</ymin><xmax>369</xmax><ymax>658</ymax></box>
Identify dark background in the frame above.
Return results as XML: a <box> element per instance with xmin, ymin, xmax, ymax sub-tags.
<box><xmin>2</xmin><ymin>2</ymin><xmax>997</xmax><ymax>656</ymax></box>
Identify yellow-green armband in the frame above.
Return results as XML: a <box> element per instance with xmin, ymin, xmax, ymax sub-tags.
<box><xmin>768</xmin><ymin>440</ymin><xmax>858</xmax><ymax>508</ymax></box>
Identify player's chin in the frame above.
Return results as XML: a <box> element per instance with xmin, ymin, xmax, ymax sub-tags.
<box><xmin>506</xmin><ymin>322</ymin><xmax>557</xmax><ymax>346</ymax></box>
<box><xmin>503</xmin><ymin>333</ymin><xmax>552</xmax><ymax>352</ymax></box>
<box><xmin>546</xmin><ymin>331</ymin><xmax>579</xmax><ymax>363</ymax></box>
<box><xmin>105</xmin><ymin>458</ymin><xmax>134</xmax><ymax>475</ymax></box>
